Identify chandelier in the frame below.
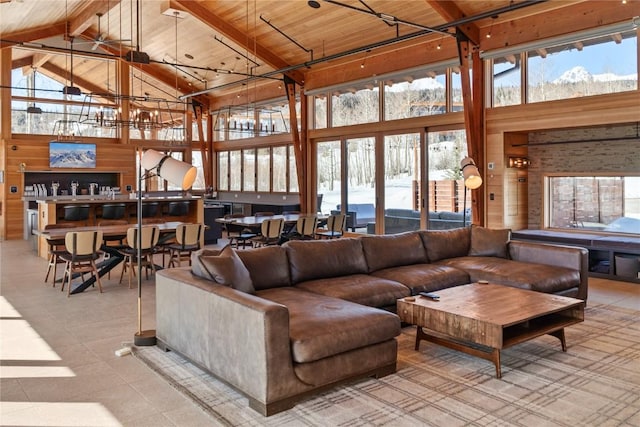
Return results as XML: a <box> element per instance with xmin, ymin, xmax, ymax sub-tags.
<box><xmin>212</xmin><ymin>105</ymin><xmax>289</xmax><ymax>136</ymax></box>
<box><xmin>78</xmin><ymin>93</ymin><xmax>181</xmax><ymax>131</ymax></box>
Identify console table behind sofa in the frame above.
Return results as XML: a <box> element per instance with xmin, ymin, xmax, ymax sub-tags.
<box><xmin>512</xmin><ymin>229</ymin><xmax>640</xmax><ymax>284</ymax></box>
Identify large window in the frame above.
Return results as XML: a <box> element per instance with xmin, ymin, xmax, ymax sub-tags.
<box><xmin>273</xmin><ymin>146</ymin><xmax>287</xmax><ymax>192</ymax></box>
<box><xmin>331</xmin><ymin>87</ymin><xmax>379</xmax><ymax>127</ymax></box>
<box><xmin>384</xmin><ymin>72</ymin><xmax>447</xmax><ymax>120</ymax></box>
<box><xmin>191</xmin><ymin>151</ymin><xmax>205</xmax><ymax>190</ymax></box>
<box><xmin>489</xmin><ymin>28</ymin><xmax>638</xmax><ymax>106</ymax></box>
<box><xmin>218</xmin><ymin>151</ymin><xmax>229</xmax><ymax>191</ymax></box>
<box><xmin>427</xmin><ymin>130</ymin><xmax>470</xmax><ymax>227</ymax></box>
<box><xmin>493</xmin><ymin>56</ymin><xmax>522</xmax><ymax>107</ymax></box>
<box><xmin>288</xmin><ymin>146</ymin><xmax>299</xmax><ymax>193</ymax></box>
<box><xmin>316</xmin><ymin>140</ymin><xmax>341</xmax><ymax>214</ymax></box>
<box><xmin>382</xmin><ymin>133</ymin><xmax>422</xmax><ymax>234</ymax></box>
<box><xmin>229</xmin><ymin>151</ymin><xmax>241</xmax><ymax>191</ymax></box>
<box><xmin>450</xmin><ymin>69</ymin><xmax>466</xmax><ymax>112</ymax></box>
<box><xmin>243</xmin><ymin>149</ymin><xmax>256</xmax><ymax>191</ymax></box>
<box><xmin>547</xmin><ymin>176</ymin><xmax>640</xmax><ymax>235</ymax></box>
<box><xmin>257</xmin><ymin>147</ymin><xmax>271</xmax><ymax>192</ymax></box>
<box><xmin>216</xmin><ymin>145</ymin><xmax>298</xmax><ymax>193</ymax></box>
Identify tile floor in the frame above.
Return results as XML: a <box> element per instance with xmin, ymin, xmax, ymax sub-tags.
<box><xmin>1</xmin><ymin>238</ymin><xmax>638</xmax><ymax>426</ymax></box>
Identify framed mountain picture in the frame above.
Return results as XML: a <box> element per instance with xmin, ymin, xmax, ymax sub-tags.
<box><xmin>49</xmin><ymin>142</ymin><xmax>96</xmax><ymax>169</ymax></box>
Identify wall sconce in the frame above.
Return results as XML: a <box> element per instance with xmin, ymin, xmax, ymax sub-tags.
<box><xmin>508</xmin><ymin>156</ymin><xmax>530</xmax><ymax>168</ymax></box>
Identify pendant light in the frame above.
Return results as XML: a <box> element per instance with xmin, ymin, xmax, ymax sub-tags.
<box><xmin>26</xmin><ymin>67</ymin><xmax>42</xmax><ymax>114</ymax></box>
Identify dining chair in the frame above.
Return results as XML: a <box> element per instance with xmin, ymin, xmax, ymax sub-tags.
<box><xmin>97</xmin><ymin>219</ymin><xmax>129</xmax><ymax>278</ymax></box>
<box><xmin>291</xmin><ymin>215</ymin><xmax>318</xmax><ymax>240</ymax></box>
<box><xmin>43</xmin><ymin>223</ymin><xmax>77</xmax><ymax>287</ymax></box>
<box><xmin>167</xmin><ymin>223</ymin><xmax>204</xmax><ymax>267</ymax></box>
<box><xmin>118</xmin><ymin>226</ymin><xmax>160</xmax><ymax>289</ymax></box>
<box><xmin>224</xmin><ymin>214</ymin><xmax>256</xmax><ymax>249</ymax></box>
<box><xmin>317</xmin><ymin>213</ymin><xmax>346</xmax><ymax>239</ymax></box>
<box><xmin>97</xmin><ymin>219</ymin><xmax>129</xmax><ymax>247</ymax></box>
<box><xmin>59</xmin><ymin>230</ymin><xmax>104</xmax><ymax>296</ymax></box>
<box><xmin>250</xmin><ymin>218</ymin><xmax>284</xmax><ymax>247</ymax></box>
<box><xmin>281</xmin><ymin>211</ymin><xmax>300</xmax><ymax>234</ymax></box>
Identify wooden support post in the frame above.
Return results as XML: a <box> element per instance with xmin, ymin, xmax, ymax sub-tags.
<box><xmin>285</xmin><ymin>76</ymin><xmax>306</xmax><ymax>213</ymax></box>
<box><xmin>457</xmin><ymin>32</ymin><xmax>485</xmax><ymax>226</ymax></box>
<box><xmin>192</xmin><ymin>100</ymin><xmax>211</xmax><ymax>187</ymax></box>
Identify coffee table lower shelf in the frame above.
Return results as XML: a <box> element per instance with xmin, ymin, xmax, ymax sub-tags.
<box><xmin>414</xmin><ymin>314</ymin><xmax>583</xmax><ymax>378</ymax></box>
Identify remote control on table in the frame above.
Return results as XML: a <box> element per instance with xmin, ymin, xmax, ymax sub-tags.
<box><xmin>419</xmin><ymin>292</ymin><xmax>440</xmax><ymax>301</ymax></box>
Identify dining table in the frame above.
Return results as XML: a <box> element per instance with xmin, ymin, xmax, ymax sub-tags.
<box><xmin>214</xmin><ymin>213</ymin><xmax>328</xmax><ymax>228</ymax></box>
<box><xmin>38</xmin><ymin>221</ymin><xmax>186</xmax><ymax>294</ymax></box>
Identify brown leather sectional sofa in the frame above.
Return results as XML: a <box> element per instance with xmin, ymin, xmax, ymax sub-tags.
<box><xmin>155</xmin><ymin>226</ymin><xmax>588</xmax><ymax>416</ymax></box>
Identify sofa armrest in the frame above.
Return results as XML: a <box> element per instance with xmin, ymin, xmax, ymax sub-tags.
<box><xmin>155</xmin><ymin>268</ymin><xmax>300</xmax><ymax>406</ymax></box>
<box><xmin>508</xmin><ymin>240</ymin><xmax>589</xmax><ymax>301</ymax></box>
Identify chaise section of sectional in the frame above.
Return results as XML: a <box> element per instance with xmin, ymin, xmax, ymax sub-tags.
<box><xmin>157</xmin><ymin>243</ymin><xmax>401</xmax><ymax>417</ymax></box>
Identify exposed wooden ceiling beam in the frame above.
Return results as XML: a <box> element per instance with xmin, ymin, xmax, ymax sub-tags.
<box><xmin>32</xmin><ymin>53</ymin><xmax>53</xmax><ymax>69</ymax></box>
<box><xmin>0</xmin><ymin>22</ymin><xmax>67</xmax><ymax>48</ymax></box>
<box><xmin>11</xmin><ymin>56</ymin><xmax>33</xmax><ymax>70</ymax></box>
<box><xmin>169</xmin><ymin>0</ymin><xmax>304</xmax><ymax>85</ymax></box>
<box><xmin>68</xmin><ymin>0</ymin><xmax>122</xmax><ymax>37</ymax></box>
<box><xmin>425</xmin><ymin>0</ymin><xmax>480</xmax><ymax>45</ymax></box>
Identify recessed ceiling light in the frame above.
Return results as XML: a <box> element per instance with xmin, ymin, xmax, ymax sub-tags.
<box><xmin>308</xmin><ymin>1</ymin><xmax>320</xmax><ymax>8</ymax></box>
<box><xmin>184</xmin><ymin>53</ymin><xmax>194</xmax><ymax>60</ymax></box>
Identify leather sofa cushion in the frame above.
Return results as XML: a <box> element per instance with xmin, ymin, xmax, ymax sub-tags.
<box><xmin>361</xmin><ymin>232</ymin><xmax>427</xmax><ymax>272</ymax></box>
<box><xmin>469</xmin><ymin>225</ymin><xmax>511</xmax><ymax>258</ymax></box>
<box><xmin>196</xmin><ymin>245</ymin><xmax>255</xmax><ymax>294</ymax></box>
<box><xmin>284</xmin><ymin>238</ymin><xmax>368</xmax><ymax>284</ymax></box>
<box><xmin>420</xmin><ymin>227</ymin><xmax>471</xmax><ymax>262</ymax></box>
<box><xmin>437</xmin><ymin>256</ymin><xmax>581</xmax><ymax>294</ymax></box>
<box><xmin>237</xmin><ymin>246</ymin><xmax>291</xmax><ymax>290</ymax></box>
<box><xmin>191</xmin><ymin>248</ymin><xmax>221</xmax><ymax>278</ymax></box>
<box><xmin>372</xmin><ymin>263</ymin><xmax>470</xmax><ymax>294</ymax></box>
<box><xmin>257</xmin><ymin>287</ymin><xmax>400</xmax><ymax>364</ymax></box>
<box><xmin>295</xmin><ymin>274</ymin><xmax>410</xmax><ymax>307</ymax></box>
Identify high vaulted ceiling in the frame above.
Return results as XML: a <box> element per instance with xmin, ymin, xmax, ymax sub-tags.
<box><xmin>1</xmin><ymin>0</ymin><xmax>637</xmax><ymax>110</ymax></box>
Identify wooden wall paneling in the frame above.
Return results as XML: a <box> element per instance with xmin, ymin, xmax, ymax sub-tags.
<box><xmin>4</xmin><ymin>139</ymin><xmax>136</xmax><ymax>240</ymax></box>
<box><xmin>485</xmin><ymin>92</ymin><xmax>640</xmax><ymax>133</ymax></box>
<box><xmin>1</xmin><ymin>48</ymin><xmax>12</xmax><ymax>240</ymax></box>
<box><xmin>484</xmin><ymin>132</ymin><xmax>503</xmax><ymax>229</ymax></box>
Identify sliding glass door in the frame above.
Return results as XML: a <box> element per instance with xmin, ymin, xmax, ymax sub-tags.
<box><xmin>383</xmin><ymin>133</ymin><xmax>422</xmax><ymax>234</ymax></box>
<box><xmin>345</xmin><ymin>137</ymin><xmax>376</xmax><ymax>233</ymax></box>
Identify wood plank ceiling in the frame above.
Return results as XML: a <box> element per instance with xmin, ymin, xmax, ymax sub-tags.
<box><xmin>0</xmin><ymin>0</ymin><xmax>636</xmax><ymax>110</ymax></box>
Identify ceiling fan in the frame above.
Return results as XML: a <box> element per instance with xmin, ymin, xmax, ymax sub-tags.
<box><xmin>75</xmin><ymin>12</ymin><xmax>131</xmax><ymax>51</ymax></box>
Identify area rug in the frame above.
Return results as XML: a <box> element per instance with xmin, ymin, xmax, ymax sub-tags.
<box><xmin>132</xmin><ymin>304</ymin><xmax>640</xmax><ymax>426</ymax></box>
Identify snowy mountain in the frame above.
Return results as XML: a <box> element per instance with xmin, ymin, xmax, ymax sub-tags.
<box><xmin>553</xmin><ymin>66</ymin><xmax>638</xmax><ymax>84</ymax></box>
<box><xmin>50</xmin><ymin>149</ymin><xmax>96</xmax><ymax>168</ymax></box>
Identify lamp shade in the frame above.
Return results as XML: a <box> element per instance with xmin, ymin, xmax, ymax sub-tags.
<box><xmin>140</xmin><ymin>149</ymin><xmax>197</xmax><ymax>190</ymax></box>
<box><xmin>460</xmin><ymin>156</ymin><xmax>483</xmax><ymax>190</ymax></box>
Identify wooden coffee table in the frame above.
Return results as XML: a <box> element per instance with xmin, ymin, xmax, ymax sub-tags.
<box><xmin>397</xmin><ymin>283</ymin><xmax>584</xmax><ymax>378</ymax></box>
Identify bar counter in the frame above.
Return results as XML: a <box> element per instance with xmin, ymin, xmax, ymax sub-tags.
<box><xmin>34</xmin><ymin>195</ymin><xmax>203</xmax><ymax>258</ymax></box>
